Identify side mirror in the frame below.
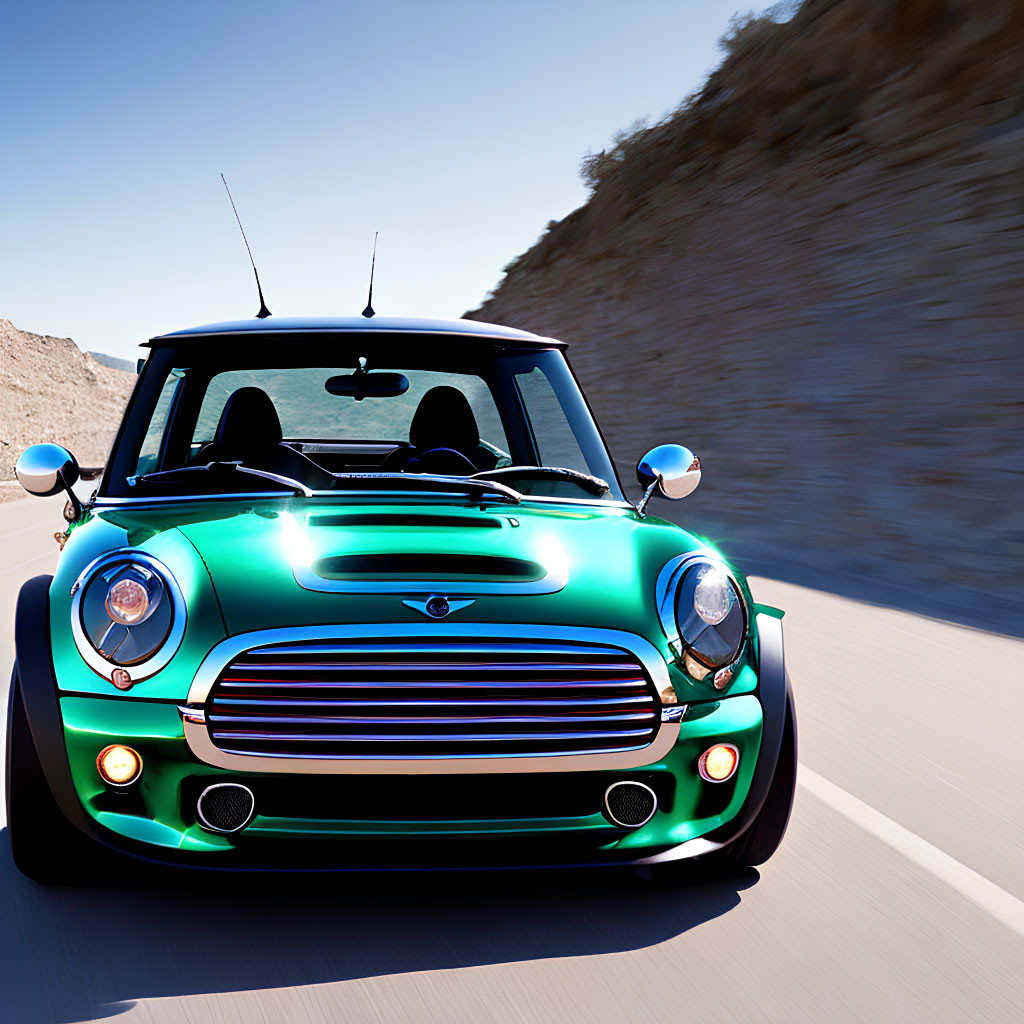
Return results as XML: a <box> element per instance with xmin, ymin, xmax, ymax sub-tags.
<box><xmin>635</xmin><ymin>444</ymin><xmax>701</xmax><ymax>516</ymax></box>
<box><xmin>15</xmin><ymin>443</ymin><xmax>81</xmax><ymax>498</ymax></box>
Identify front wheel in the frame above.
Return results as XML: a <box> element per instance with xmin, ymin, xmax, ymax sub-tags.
<box><xmin>5</xmin><ymin>668</ymin><xmax>94</xmax><ymax>884</ymax></box>
<box><xmin>708</xmin><ymin>691</ymin><xmax>797</xmax><ymax>870</ymax></box>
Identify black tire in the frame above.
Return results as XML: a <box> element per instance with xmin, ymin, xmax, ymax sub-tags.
<box><xmin>708</xmin><ymin>690</ymin><xmax>798</xmax><ymax>870</ymax></box>
<box><xmin>5</xmin><ymin>667</ymin><xmax>95</xmax><ymax>884</ymax></box>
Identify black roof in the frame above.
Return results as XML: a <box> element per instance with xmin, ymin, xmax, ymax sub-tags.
<box><xmin>147</xmin><ymin>316</ymin><xmax>564</xmax><ymax>348</ymax></box>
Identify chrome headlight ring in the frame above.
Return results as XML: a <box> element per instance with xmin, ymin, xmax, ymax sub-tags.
<box><xmin>70</xmin><ymin>550</ymin><xmax>187</xmax><ymax>681</ymax></box>
<box><xmin>656</xmin><ymin>553</ymin><xmax>749</xmax><ymax>675</ymax></box>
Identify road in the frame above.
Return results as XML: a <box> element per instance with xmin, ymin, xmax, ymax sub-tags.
<box><xmin>0</xmin><ymin>495</ymin><xmax>1021</xmax><ymax>1023</ymax></box>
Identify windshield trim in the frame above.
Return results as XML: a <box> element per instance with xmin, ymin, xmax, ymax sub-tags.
<box><xmin>89</xmin><ymin>491</ymin><xmax>635</xmax><ymax>511</ymax></box>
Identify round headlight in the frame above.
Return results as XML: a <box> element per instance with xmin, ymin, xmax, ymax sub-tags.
<box><xmin>675</xmin><ymin>560</ymin><xmax>746</xmax><ymax>671</ymax></box>
<box><xmin>78</xmin><ymin>559</ymin><xmax>173</xmax><ymax>666</ymax></box>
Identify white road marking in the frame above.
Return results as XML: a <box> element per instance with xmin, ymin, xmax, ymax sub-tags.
<box><xmin>0</xmin><ymin>549</ymin><xmax>55</xmax><ymax>578</ymax></box>
<box><xmin>2</xmin><ymin>521</ymin><xmax>56</xmax><ymax>542</ymax></box>
<box><xmin>799</xmin><ymin>765</ymin><xmax>1024</xmax><ymax>939</ymax></box>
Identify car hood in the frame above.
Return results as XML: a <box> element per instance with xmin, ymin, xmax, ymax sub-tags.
<box><xmin>85</xmin><ymin>497</ymin><xmax>714</xmax><ymax>639</ymax></box>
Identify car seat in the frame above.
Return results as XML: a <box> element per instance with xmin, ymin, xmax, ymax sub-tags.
<box><xmin>382</xmin><ymin>385</ymin><xmax>499</xmax><ymax>475</ymax></box>
<box><xmin>199</xmin><ymin>387</ymin><xmax>335</xmax><ymax>488</ymax></box>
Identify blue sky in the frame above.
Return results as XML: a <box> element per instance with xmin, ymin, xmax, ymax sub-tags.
<box><xmin>1</xmin><ymin>0</ymin><xmax>768</xmax><ymax>358</ymax></box>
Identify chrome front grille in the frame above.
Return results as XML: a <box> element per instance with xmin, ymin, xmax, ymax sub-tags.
<box><xmin>205</xmin><ymin>639</ymin><xmax>660</xmax><ymax>760</ymax></box>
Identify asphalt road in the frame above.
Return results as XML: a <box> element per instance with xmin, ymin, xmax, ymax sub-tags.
<box><xmin>1</xmin><ymin>495</ymin><xmax>1021</xmax><ymax>1024</ymax></box>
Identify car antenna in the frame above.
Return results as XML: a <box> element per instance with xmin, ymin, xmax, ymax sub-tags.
<box><xmin>220</xmin><ymin>173</ymin><xmax>272</xmax><ymax>319</ymax></box>
<box><xmin>361</xmin><ymin>231</ymin><xmax>378</xmax><ymax>318</ymax></box>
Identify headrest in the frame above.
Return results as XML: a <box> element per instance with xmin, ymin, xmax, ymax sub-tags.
<box><xmin>409</xmin><ymin>385</ymin><xmax>480</xmax><ymax>454</ymax></box>
<box><xmin>213</xmin><ymin>387</ymin><xmax>283</xmax><ymax>456</ymax></box>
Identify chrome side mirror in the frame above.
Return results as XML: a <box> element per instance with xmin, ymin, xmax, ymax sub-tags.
<box><xmin>635</xmin><ymin>444</ymin><xmax>701</xmax><ymax>517</ymax></box>
<box><xmin>15</xmin><ymin>443</ymin><xmax>81</xmax><ymax>499</ymax></box>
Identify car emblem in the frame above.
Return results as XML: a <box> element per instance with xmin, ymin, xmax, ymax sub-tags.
<box><xmin>402</xmin><ymin>595</ymin><xmax>474</xmax><ymax>619</ymax></box>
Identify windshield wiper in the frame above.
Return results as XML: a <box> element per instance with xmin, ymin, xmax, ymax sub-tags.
<box><xmin>330</xmin><ymin>472</ymin><xmax>522</xmax><ymax>504</ymax></box>
<box><xmin>133</xmin><ymin>466</ymin><xmax>521</xmax><ymax>504</ymax></box>
<box><xmin>471</xmin><ymin>465</ymin><xmax>610</xmax><ymax>497</ymax></box>
<box><xmin>135</xmin><ymin>462</ymin><xmax>313</xmax><ymax>497</ymax></box>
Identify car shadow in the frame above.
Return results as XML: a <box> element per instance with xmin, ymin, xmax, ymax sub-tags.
<box><xmin>0</xmin><ymin>833</ymin><xmax>757</xmax><ymax>1023</ymax></box>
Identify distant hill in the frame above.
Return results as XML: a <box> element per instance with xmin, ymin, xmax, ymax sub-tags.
<box><xmin>468</xmin><ymin>0</ymin><xmax>1024</xmax><ymax>631</ymax></box>
<box><xmin>88</xmin><ymin>351</ymin><xmax>135</xmax><ymax>374</ymax></box>
<box><xmin>0</xmin><ymin>319</ymin><xmax>134</xmax><ymax>485</ymax></box>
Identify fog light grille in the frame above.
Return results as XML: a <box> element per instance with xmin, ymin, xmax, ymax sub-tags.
<box><xmin>603</xmin><ymin>781</ymin><xmax>657</xmax><ymax>828</ymax></box>
<box><xmin>196</xmin><ymin>783</ymin><xmax>255</xmax><ymax>833</ymax></box>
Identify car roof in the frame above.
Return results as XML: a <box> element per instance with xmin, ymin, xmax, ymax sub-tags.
<box><xmin>147</xmin><ymin>316</ymin><xmax>565</xmax><ymax>348</ymax></box>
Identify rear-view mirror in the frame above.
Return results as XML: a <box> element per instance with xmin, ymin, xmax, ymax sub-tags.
<box><xmin>325</xmin><ymin>372</ymin><xmax>410</xmax><ymax>401</ymax></box>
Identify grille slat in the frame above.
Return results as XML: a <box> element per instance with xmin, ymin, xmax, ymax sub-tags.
<box><xmin>211</xmin><ymin>728</ymin><xmax>653</xmax><ymax>742</ymax></box>
<box><xmin>219</xmin><ymin>677</ymin><xmax>648</xmax><ymax>689</ymax></box>
<box><xmin>227</xmin><ymin>661</ymin><xmax>642</xmax><ymax>673</ymax></box>
<box><xmin>212</xmin><ymin>696</ymin><xmax>654</xmax><ymax>709</ymax></box>
<box><xmin>210</xmin><ymin>712</ymin><xmax>656</xmax><ymax>725</ymax></box>
<box><xmin>206</xmin><ymin>638</ymin><xmax>660</xmax><ymax>760</ymax></box>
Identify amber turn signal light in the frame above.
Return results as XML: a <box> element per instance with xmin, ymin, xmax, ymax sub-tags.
<box><xmin>97</xmin><ymin>744</ymin><xmax>142</xmax><ymax>786</ymax></box>
<box><xmin>698</xmin><ymin>743</ymin><xmax>738</xmax><ymax>783</ymax></box>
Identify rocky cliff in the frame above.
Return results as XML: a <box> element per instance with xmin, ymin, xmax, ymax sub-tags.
<box><xmin>0</xmin><ymin>319</ymin><xmax>134</xmax><ymax>489</ymax></box>
<box><xmin>467</xmin><ymin>0</ymin><xmax>1024</xmax><ymax>632</ymax></box>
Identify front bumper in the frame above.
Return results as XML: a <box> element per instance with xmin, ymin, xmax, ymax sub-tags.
<box><xmin>58</xmin><ymin>691</ymin><xmax>765</xmax><ymax>869</ymax></box>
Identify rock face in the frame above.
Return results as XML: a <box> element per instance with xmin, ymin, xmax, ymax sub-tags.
<box><xmin>467</xmin><ymin>0</ymin><xmax>1024</xmax><ymax>632</ymax></box>
<box><xmin>0</xmin><ymin>319</ymin><xmax>135</xmax><ymax>485</ymax></box>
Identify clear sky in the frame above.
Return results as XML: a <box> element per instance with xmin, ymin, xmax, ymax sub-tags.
<box><xmin>1</xmin><ymin>0</ymin><xmax>768</xmax><ymax>359</ymax></box>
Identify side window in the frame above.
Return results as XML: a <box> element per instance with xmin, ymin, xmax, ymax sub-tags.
<box><xmin>134</xmin><ymin>370</ymin><xmax>183</xmax><ymax>476</ymax></box>
<box><xmin>514</xmin><ymin>367</ymin><xmax>589</xmax><ymax>473</ymax></box>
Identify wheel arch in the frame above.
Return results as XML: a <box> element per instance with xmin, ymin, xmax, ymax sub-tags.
<box><xmin>11</xmin><ymin>574</ymin><xmax>94</xmax><ymax>835</ymax></box>
<box><xmin>703</xmin><ymin>611</ymin><xmax>794</xmax><ymax>844</ymax></box>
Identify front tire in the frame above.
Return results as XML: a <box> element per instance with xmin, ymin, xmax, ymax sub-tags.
<box><xmin>5</xmin><ymin>667</ymin><xmax>94</xmax><ymax>884</ymax></box>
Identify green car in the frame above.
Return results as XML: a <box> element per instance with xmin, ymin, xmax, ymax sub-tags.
<box><xmin>9</xmin><ymin>315</ymin><xmax>796</xmax><ymax>882</ymax></box>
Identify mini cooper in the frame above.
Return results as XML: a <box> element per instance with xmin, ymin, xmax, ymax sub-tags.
<box><xmin>8</xmin><ymin>315</ymin><xmax>796</xmax><ymax>882</ymax></box>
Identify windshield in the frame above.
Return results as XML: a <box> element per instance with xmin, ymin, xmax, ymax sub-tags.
<box><xmin>103</xmin><ymin>338</ymin><xmax>623</xmax><ymax>503</ymax></box>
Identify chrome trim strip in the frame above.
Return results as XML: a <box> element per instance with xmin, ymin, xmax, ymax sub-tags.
<box><xmin>183</xmin><ymin>721</ymin><xmax>677</xmax><ymax>772</ymax></box>
<box><xmin>654</xmin><ymin>550</ymin><xmax>718</xmax><ymax>644</ymax></box>
<box><xmin>242</xmin><ymin>642</ymin><xmax>629</xmax><ymax>657</ymax></box>
<box><xmin>70</xmin><ymin>550</ymin><xmax>187</xmax><ymax>682</ymax></box>
<box><xmin>213</xmin><ymin>743</ymin><xmax>653</xmax><ymax>760</ymax></box>
<box><xmin>182</xmin><ymin>623</ymin><xmax>677</xmax><ymax>774</ymax></box>
<box><xmin>603</xmin><ymin>780</ymin><xmax>658</xmax><ymax>829</ymax></box>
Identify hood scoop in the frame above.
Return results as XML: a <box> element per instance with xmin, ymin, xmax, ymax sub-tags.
<box><xmin>312</xmin><ymin>553</ymin><xmax>544</xmax><ymax>583</ymax></box>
